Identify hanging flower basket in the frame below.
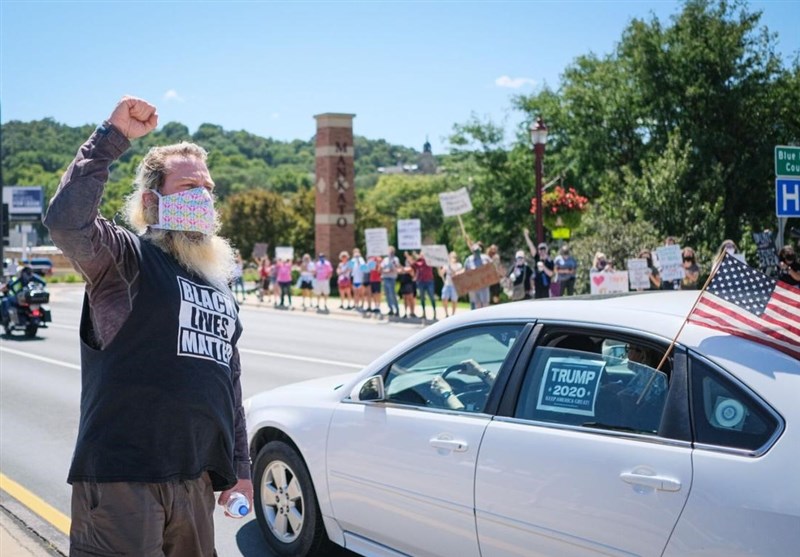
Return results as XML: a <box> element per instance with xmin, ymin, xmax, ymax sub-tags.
<box><xmin>530</xmin><ymin>186</ymin><xmax>589</xmax><ymax>231</ymax></box>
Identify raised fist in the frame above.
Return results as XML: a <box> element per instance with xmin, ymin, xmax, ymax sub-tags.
<box><xmin>108</xmin><ymin>96</ymin><xmax>158</xmax><ymax>139</ymax></box>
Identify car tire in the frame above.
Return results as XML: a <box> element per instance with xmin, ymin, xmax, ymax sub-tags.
<box><xmin>25</xmin><ymin>323</ymin><xmax>38</xmax><ymax>337</ymax></box>
<box><xmin>253</xmin><ymin>440</ymin><xmax>332</xmax><ymax>557</ymax></box>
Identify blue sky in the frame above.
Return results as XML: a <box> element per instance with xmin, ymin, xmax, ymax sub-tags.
<box><xmin>2</xmin><ymin>1</ymin><xmax>798</xmax><ymax>154</ymax></box>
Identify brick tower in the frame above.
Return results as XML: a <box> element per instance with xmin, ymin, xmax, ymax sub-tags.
<box><xmin>314</xmin><ymin>113</ymin><xmax>356</xmax><ymax>260</ymax></box>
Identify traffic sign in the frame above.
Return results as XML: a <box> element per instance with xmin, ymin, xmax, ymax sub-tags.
<box><xmin>776</xmin><ymin>178</ymin><xmax>800</xmax><ymax>217</ymax></box>
<box><xmin>775</xmin><ymin>146</ymin><xmax>800</xmax><ymax>177</ymax></box>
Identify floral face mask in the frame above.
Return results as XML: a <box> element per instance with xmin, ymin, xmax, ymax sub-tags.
<box><xmin>151</xmin><ymin>187</ymin><xmax>217</xmax><ymax>236</ymax></box>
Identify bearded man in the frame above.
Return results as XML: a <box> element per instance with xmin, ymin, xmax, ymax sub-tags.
<box><xmin>44</xmin><ymin>96</ymin><xmax>253</xmax><ymax>557</ymax></box>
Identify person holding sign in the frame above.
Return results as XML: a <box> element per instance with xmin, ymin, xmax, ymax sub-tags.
<box><xmin>381</xmin><ymin>247</ymin><xmax>402</xmax><ymax>317</ymax></box>
<box><xmin>778</xmin><ymin>246</ymin><xmax>800</xmax><ymax>287</ymax></box>
<box><xmin>337</xmin><ymin>251</ymin><xmax>354</xmax><ymax>310</ymax></box>
<box><xmin>638</xmin><ymin>249</ymin><xmax>662</xmax><ymax>290</ymax></box>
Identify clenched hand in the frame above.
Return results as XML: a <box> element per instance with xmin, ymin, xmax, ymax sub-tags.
<box><xmin>108</xmin><ymin>96</ymin><xmax>158</xmax><ymax>139</ymax></box>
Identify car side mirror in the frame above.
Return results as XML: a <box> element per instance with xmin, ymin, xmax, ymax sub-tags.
<box><xmin>350</xmin><ymin>375</ymin><xmax>385</xmax><ymax>402</ymax></box>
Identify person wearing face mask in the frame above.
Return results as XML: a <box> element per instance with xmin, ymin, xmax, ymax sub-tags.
<box><xmin>716</xmin><ymin>239</ymin><xmax>739</xmax><ymax>261</ymax></box>
<box><xmin>777</xmin><ymin>246</ymin><xmax>800</xmax><ymax>287</ymax></box>
<box><xmin>507</xmin><ymin>250</ymin><xmax>534</xmax><ymax>300</ymax></box>
<box><xmin>43</xmin><ymin>96</ymin><xmax>252</xmax><ymax>557</ymax></box>
<box><xmin>463</xmin><ymin>242</ymin><xmax>492</xmax><ymax>309</ymax></box>
<box><xmin>639</xmin><ymin>249</ymin><xmax>662</xmax><ymax>290</ymax></box>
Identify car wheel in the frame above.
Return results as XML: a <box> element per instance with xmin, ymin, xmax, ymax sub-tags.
<box><xmin>253</xmin><ymin>440</ymin><xmax>332</xmax><ymax>557</ymax></box>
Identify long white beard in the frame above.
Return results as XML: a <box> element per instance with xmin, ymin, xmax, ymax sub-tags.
<box><xmin>146</xmin><ymin>229</ymin><xmax>236</xmax><ymax>291</ymax></box>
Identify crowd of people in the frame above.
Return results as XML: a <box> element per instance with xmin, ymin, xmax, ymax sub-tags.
<box><xmin>236</xmin><ymin>231</ymin><xmax>800</xmax><ymax>320</ymax></box>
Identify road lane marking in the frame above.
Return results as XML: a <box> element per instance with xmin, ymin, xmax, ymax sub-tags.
<box><xmin>238</xmin><ymin>348</ymin><xmax>366</xmax><ymax>369</ymax></box>
<box><xmin>0</xmin><ymin>346</ymin><xmax>81</xmax><ymax>370</ymax></box>
<box><xmin>0</xmin><ymin>345</ymin><xmax>364</xmax><ymax>371</ymax></box>
<box><xmin>0</xmin><ymin>472</ymin><xmax>70</xmax><ymax>535</ymax></box>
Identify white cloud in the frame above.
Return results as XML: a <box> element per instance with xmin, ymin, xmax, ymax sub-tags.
<box><xmin>163</xmin><ymin>89</ymin><xmax>185</xmax><ymax>102</ymax></box>
<box><xmin>495</xmin><ymin>75</ymin><xmax>537</xmax><ymax>89</ymax></box>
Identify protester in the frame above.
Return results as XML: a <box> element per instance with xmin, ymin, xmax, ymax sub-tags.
<box><xmin>398</xmin><ymin>255</ymin><xmax>417</xmax><ymax>318</ymax></box>
<box><xmin>523</xmin><ymin>228</ymin><xmax>555</xmax><ymax>299</ymax></box>
<box><xmin>257</xmin><ymin>256</ymin><xmax>272</xmax><ymax>303</ymax></box>
<box><xmin>553</xmin><ymin>244</ymin><xmax>577</xmax><ymax>296</ymax></box>
<box><xmin>639</xmin><ymin>248</ymin><xmax>662</xmax><ymax>290</ymax></box>
<box><xmin>440</xmin><ymin>251</ymin><xmax>463</xmax><ymax>317</ymax></box>
<box><xmin>777</xmin><ymin>245</ymin><xmax>800</xmax><ymax>287</ymax></box>
<box><xmin>464</xmin><ymin>242</ymin><xmax>492</xmax><ymax>309</ymax></box>
<box><xmin>314</xmin><ymin>252</ymin><xmax>333</xmax><ymax>311</ymax></box>
<box><xmin>337</xmin><ymin>251</ymin><xmax>354</xmax><ymax>310</ymax></box>
<box><xmin>381</xmin><ymin>247</ymin><xmax>401</xmax><ymax>317</ymax></box>
<box><xmin>486</xmin><ymin>244</ymin><xmax>503</xmax><ymax>305</ymax></box>
<box><xmin>298</xmin><ymin>253</ymin><xmax>315</xmax><ymax>310</ymax></box>
<box><xmin>231</xmin><ymin>250</ymin><xmax>246</xmax><ymax>303</ymax></box>
<box><xmin>368</xmin><ymin>255</ymin><xmax>383</xmax><ymax>314</ymax></box>
<box><xmin>681</xmin><ymin>247</ymin><xmax>701</xmax><ymax>290</ymax></box>
<box><xmin>507</xmin><ymin>250</ymin><xmax>534</xmax><ymax>300</ymax></box>
<box><xmin>42</xmin><ymin>96</ymin><xmax>252</xmax><ymax>556</ymax></box>
<box><xmin>275</xmin><ymin>257</ymin><xmax>293</xmax><ymax>308</ymax></box>
<box><xmin>350</xmin><ymin>248</ymin><xmax>368</xmax><ymax>311</ymax></box>
<box><xmin>591</xmin><ymin>251</ymin><xmax>613</xmax><ymax>273</ymax></box>
<box><xmin>411</xmin><ymin>251</ymin><xmax>437</xmax><ymax>320</ymax></box>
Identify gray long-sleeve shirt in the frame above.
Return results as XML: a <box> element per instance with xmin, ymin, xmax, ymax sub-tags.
<box><xmin>44</xmin><ymin>124</ymin><xmax>250</xmax><ymax>480</ymax></box>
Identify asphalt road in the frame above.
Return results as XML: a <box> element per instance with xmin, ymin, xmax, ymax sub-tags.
<box><xmin>0</xmin><ymin>284</ymin><xmax>425</xmax><ymax>556</ymax></box>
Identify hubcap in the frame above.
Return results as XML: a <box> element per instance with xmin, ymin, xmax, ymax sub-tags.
<box><xmin>261</xmin><ymin>460</ymin><xmax>304</xmax><ymax>543</ymax></box>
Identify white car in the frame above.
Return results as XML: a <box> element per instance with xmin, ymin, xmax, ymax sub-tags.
<box><xmin>245</xmin><ymin>291</ymin><xmax>799</xmax><ymax>557</ymax></box>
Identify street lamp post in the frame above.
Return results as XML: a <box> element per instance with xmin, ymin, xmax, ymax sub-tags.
<box><xmin>530</xmin><ymin>116</ymin><xmax>548</xmax><ymax>245</ymax></box>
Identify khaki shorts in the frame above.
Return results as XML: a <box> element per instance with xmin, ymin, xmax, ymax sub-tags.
<box><xmin>70</xmin><ymin>474</ymin><xmax>216</xmax><ymax>557</ymax></box>
<box><xmin>314</xmin><ymin>280</ymin><xmax>331</xmax><ymax>296</ymax></box>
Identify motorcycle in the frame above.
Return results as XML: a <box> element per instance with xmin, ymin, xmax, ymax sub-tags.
<box><xmin>1</xmin><ymin>284</ymin><xmax>52</xmax><ymax>337</ymax></box>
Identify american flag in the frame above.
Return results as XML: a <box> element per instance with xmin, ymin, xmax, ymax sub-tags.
<box><xmin>688</xmin><ymin>254</ymin><xmax>800</xmax><ymax>359</ymax></box>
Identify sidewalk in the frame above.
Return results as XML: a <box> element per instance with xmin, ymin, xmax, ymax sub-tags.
<box><xmin>236</xmin><ymin>288</ymin><xmax>455</xmax><ymax>323</ymax></box>
<box><xmin>0</xmin><ymin>507</ymin><xmax>62</xmax><ymax>557</ymax></box>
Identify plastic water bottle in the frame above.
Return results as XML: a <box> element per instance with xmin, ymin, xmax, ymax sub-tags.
<box><xmin>224</xmin><ymin>492</ymin><xmax>250</xmax><ymax>518</ymax></box>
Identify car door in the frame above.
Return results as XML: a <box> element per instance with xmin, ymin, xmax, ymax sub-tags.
<box><xmin>475</xmin><ymin>328</ymin><xmax>693</xmax><ymax>557</ymax></box>
<box><xmin>327</xmin><ymin>323</ymin><xmax>527</xmax><ymax>557</ymax></box>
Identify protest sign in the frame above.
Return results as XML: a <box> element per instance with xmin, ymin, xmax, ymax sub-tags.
<box><xmin>656</xmin><ymin>245</ymin><xmax>684</xmax><ymax>282</ymax></box>
<box><xmin>589</xmin><ymin>270</ymin><xmax>629</xmax><ymax>295</ymax></box>
<box><xmin>438</xmin><ymin>187</ymin><xmax>473</xmax><ymax>217</ymax></box>
<box><xmin>252</xmin><ymin>242</ymin><xmax>268</xmax><ymax>260</ymax></box>
<box><xmin>365</xmin><ymin>228</ymin><xmax>389</xmax><ymax>257</ymax></box>
<box><xmin>275</xmin><ymin>246</ymin><xmax>294</xmax><ymax>262</ymax></box>
<box><xmin>536</xmin><ymin>357</ymin><xmax>605</xmax><ymax>416</ymax></box>
<box><xmin>397</xmin><ymin>219</ymin><xmax>421</xmax><ymax>250</ymax></box>
<box><xmin>627</xmin><ymin>258</ymin><xmax>651</xmax><ymax>290</ymax></box>
<box><xmin>452</xmin><ymin>264</ymin><xmax>500</xmax><ymax>294</ymax></box>
<box><xmin>421</xmin><ymin>245</ymin><xmax>449</xmax><ymax>267</ymax></box>
<box><xmin>752</xmin><ymin>230</ymin><xmax>779</xmax><ymax>271</ymax></box>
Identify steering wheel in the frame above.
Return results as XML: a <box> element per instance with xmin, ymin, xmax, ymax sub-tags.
<box><xmin>441</xmin><ymin>363</ymin><xmax>468</xmax><ymax>380</ymax></box>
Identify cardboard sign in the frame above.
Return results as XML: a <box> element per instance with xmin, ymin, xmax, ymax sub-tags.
<box><xmin>275</xmin><ymin>246</ymin><xmax>294</xmax><ymax>262</ymax></box>
<box><xmin>536</xmin><ymin>357</ymin><xmax>605</xmax><ymax>416</ymax></box>
<box><xmin>752</xmin><ymin>230</ymin><xmax>779</xmax><ymax>270</ymax></box>
<box><xmin>656</xmin><ymin>245</ymin><xmax>684</xmax><ymax>282</ymax></box>
<box><xmin>452</xmin><ymin>263</ymin><xmax>500</xmax><ymax>293</ymax></box>
<box><xmin>421</xmin><ymin>245</ymin><xmax>449</xmax><ymax>267</ymax></box>
<box><xmin>438</xmin><ymin>187</ymin><xmax>473</xmax><ymax>217</ymax></box>
<box><xmin>365</xmin><ymin>228</ymin><xmax>389</xmax><ymax>257</ymax></box>
<box><xmin>397</xmin><ymin>219</ymin><xmax>421</xmax><ymax>250</ymax></box>
<box><xmin>590</xmin><ymin>270</ymin><xmax>629</xmax><ymax>295</ymax></box>
<box><xmin>627</xmin><ymin>258</ymin><xmax>651</xmax><ymax>290</ymax></box>
<box><xmin>252</xmin><ymin>242</ymin><xmax>268</xmax><ymax>260</ymax></box>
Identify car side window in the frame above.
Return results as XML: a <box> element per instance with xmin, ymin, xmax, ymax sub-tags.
<box><xmin>689</xmin><ymin>357</ymin><xmax>779</xmax><ymax>452</ymax></box>
<box><xmin>514</xmin><ymin>336</ymin><xmax>670</xmax><ymax>435</ymax></box>
<box><xmin>384</xmin><ymin>324</ymin><xmax>524</xmax><ymax>413</ymax></box>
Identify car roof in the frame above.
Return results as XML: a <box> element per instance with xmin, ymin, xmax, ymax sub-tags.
<box><xmin>426</xmin><ymin>290</ymin><xmax>798</xmax><ymax>372</ymax></box>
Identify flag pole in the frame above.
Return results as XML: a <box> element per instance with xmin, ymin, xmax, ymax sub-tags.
<box><xmin>636</xmin><ymin>251</ymin><xmax>727</xmax><ymax>405</ymax></box>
